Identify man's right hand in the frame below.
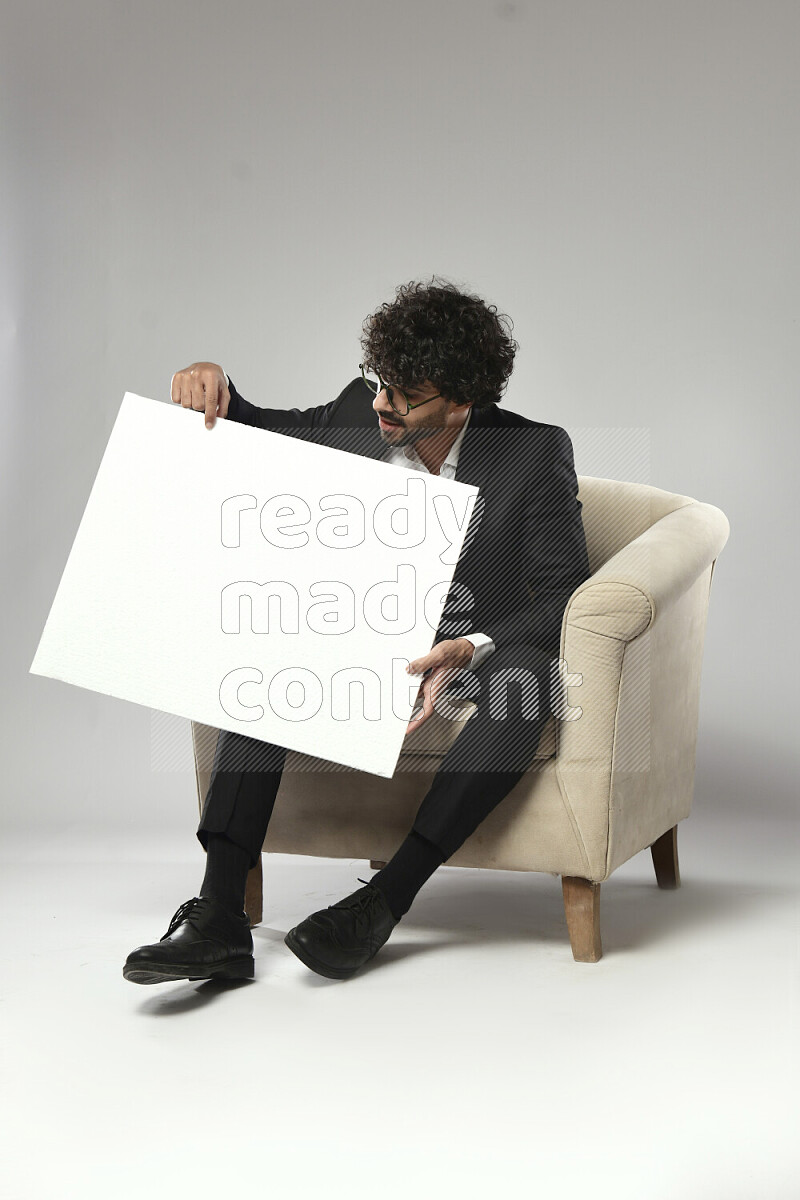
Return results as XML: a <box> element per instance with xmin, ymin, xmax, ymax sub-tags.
<box><xmin>171</xmin><ymin>362</ymin><xmax>231</xmax><ymax>429</ymax></box>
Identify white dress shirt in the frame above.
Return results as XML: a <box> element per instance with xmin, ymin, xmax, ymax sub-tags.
<box><xmin>382</xmin><ymin>405</ymin><xmax>496</xmax><ymax>671</ymax></box>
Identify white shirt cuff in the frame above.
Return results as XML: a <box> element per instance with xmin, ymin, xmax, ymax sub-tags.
<box><xmin>460</xmin><ymin>632</ymin><xmax>496</xmax><ymax>670</ymax></box>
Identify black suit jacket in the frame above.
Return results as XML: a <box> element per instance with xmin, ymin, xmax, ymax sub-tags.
<box><xmin>225</xmin><ymin>377</ymin><xmax>591</xmax><ymax>663</ymax></box>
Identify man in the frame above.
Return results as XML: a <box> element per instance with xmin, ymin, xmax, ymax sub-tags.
<box><xmin>123</xmin><ymin>278</ymin><xmax>590</xmax><ymax>985</ymax></box>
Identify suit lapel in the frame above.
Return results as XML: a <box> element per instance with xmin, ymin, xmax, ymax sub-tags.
<box><xmin>451</xmin><ymin>402</ymin><xmax>499</xmax><ymax>487</ymax></box>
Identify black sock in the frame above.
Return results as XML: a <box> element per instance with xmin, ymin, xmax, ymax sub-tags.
<box><xmin>370</xmin><ymin>830</ymin><xmax>445</xmax><ymax>921</ymax></box>
<box><xmin>199</xmin><ymin>832</ymin><xmax>252</xmax><ymax>915</ymax></box>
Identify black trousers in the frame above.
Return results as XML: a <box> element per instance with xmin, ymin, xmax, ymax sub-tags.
<box><xmin>196</xmin><ymin>642</ymin><xmax>555</xmax><ymax>867</ymax></box>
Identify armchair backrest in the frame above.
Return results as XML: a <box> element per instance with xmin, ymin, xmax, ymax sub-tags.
<box><xmin>576</xmin><ymin>476</ymin><xmax>696</xmax><ymax>574</ymax></box>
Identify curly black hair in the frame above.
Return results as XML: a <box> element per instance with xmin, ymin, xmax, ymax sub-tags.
<box><xmin>360</xmin><ymin>277</ymin><xmax>518</xmax><ymax>409</ymax></box>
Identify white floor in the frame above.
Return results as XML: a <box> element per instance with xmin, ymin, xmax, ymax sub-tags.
<box><xmin>1</xmin><ymin>809</ymin><xmax>797</xmax><ymax>1200</ymax></box>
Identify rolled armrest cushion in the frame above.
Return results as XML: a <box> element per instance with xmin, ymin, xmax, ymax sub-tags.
<box><xmin>564</xmin><ymin>501</ymin><xmax>730</xmax><ymax>642</ymax></box>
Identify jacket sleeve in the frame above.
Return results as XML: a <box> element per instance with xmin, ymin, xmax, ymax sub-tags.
<box><xmin>225</xmin><ymin>376</ymin><xmax>359</xmax><ymax>439</ymax></box>
<box><xmin>483</xmin><ymin>426</ymin><xmax>590</xmax><ymax>658</ymax></box>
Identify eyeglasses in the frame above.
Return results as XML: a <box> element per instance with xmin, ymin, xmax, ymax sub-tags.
<box><xmin>359</xmin><ymin>362</ymin><xmax>444</xmax><ymax>417</ymax></box>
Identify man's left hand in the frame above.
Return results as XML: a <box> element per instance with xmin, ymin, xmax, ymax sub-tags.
<box><xmin>405</xmin><ymin>638</ymin><xmax>475</xmax><ymax>735</ymax></box>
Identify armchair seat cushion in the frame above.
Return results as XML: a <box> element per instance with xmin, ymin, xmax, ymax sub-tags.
<box><xmin>277</xmin><ymin>696</ymin><xmax>556</xmax><ymax>779</ymax></box>
<box><xmin>397</xmin><ymin>695</ymin><xmax>556</xmax><ymax>767</ymax></box>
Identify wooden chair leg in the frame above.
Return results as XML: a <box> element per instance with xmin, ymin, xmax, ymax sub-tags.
<box><xmin>370</xmin><ymin>859</ymin><xmax>387</xmax><ymax>870</ymax></box>
<box><xmin>561</xmin><ymin>876</ymin><xmax>603</xmax><ymax>962</ymax></box>
<box><xmin>650</xmin><ymin>825</ymin><xmax>681</xmax><ymax>889</ymax></box>
<box><xmin>245</xmin><ymin>856</ymin><xmax>263</xmax><ymax>927</ymax></box>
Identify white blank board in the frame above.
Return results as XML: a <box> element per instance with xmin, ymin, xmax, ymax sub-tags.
<box><xmin>30</xmin><ymin>393</ymin><xmax>480</xmax><ymax>777</ymax></box>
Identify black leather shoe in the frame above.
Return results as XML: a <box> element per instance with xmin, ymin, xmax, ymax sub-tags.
<box><xmin>123</xmin><ymin>896</ymin><xmax>255</xmax><ymax>985</ymax></box>
<box><xmin>284</xmin><ymin>879</ymin><xmax>398</xmax><ymax>980</ymax></box>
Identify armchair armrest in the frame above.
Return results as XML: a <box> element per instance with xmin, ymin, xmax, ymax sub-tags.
<box><xmin>563</xmin><ymin>501</ymin><xmax>731</xmax><ymax>644</ymax></box>
<box><xmin>552</xmin><ymin>499</ymin><xmax>730</xmax><ymax>879</ymax></box>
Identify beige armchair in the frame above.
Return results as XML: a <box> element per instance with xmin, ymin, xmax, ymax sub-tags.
<box><xmin>191</xmin><ymin>475</ymin><xmax>730</xmax><ymax>962</ymax></box>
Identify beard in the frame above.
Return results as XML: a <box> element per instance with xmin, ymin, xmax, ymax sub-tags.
<box><xmin>378</xmin><ymin>411</ymin><xmax>444</xmax><ymax>448</ymax></box>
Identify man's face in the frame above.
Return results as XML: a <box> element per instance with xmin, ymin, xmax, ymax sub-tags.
<box><xmin>372</xmin><ymin>378</ymin><xmax>466</xmax><ymax>448</ymax></box>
